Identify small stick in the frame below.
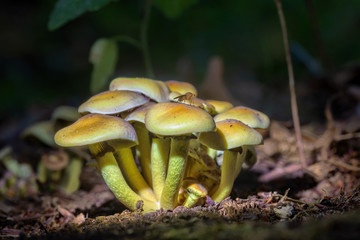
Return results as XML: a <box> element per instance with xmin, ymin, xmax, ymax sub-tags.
<box><xmin>274</xmin><ymin>0</ymin><xmax>307</xmax><ymax>168</ymax></box>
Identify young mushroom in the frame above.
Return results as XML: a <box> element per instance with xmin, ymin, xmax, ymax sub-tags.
<box><xmin>199</xmin><ymin>119</ymin><xmax>263</xmax><ymax>202</ymax></box>
<box><xmin>182</xmin><ymin>178</ymin><xmax>208</xmax><ymax>208</ymax></box>
<box><xmin>145</xmin><ymin>102</ymin><xmax>215</xmax><ymax>209</ymax></box>
<box><xmin>54</xmin><ymin>113</ymin><xmax>159</xmax><ymax>212</ymax></box>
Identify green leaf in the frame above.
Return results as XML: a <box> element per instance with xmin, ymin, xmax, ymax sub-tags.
<box><xmin>48</xmin><ymin>0</ymin><xmax>119</xmax><ymax>31</ymax></box>
<box><xmin>153</xmin><ymin>0</ymin><xmax>198</xmax><ymax>19</ymax></box>
<box><xmin>89</xmin><ymin>38</ymin><xmax>118</xmax><ymax>94</ymax></box>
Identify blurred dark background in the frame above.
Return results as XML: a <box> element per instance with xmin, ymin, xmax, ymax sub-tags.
<box><xmin>1</xmin><ymin>0</ymin><xmax>360</xmax><ymax>142</ymax></box>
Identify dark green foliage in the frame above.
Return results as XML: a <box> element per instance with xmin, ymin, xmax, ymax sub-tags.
<box><xmin>153</xmin><ymin>0</ymin><xmax>199</xmax><ymax>19</ymax></box>
<box><xmin>48</xmin><ymin>0</ymin><xmax>119</xmax><ymax>30</ymax></box>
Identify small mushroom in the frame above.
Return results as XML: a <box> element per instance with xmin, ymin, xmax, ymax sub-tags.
<box><xmin>41</xmin><ymin>150</ymin><xmax>69</xmax><ymax>171</ymax></box>
<box><xmin>145</xmin><ymin>102</ymin><xmax>215</xmax><ymax>209</ymax></box>
<box><xmin>182</xmin><ymin>178</ymin><xmax>208</xmax><ymax>208</ymax></box>
<box><xmin>165</xmin><ymin>80</ymin><xmax>198</xmax><ymax>96</ymax></box>
<box><xmin>55</xmin><ymin>113</ymin><xmax>159</xmax><ymax>212</ymax></box>
<box><xmin>199</xmin><ymin>119</ymin><xmax>263</xmax><ymax>202</ymax></box>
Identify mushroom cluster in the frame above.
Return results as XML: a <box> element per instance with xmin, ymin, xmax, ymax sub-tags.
<box><xmin>54</xmin><ymin>78</ymin><xmax>269</xmax><ymax>212</ymax></box>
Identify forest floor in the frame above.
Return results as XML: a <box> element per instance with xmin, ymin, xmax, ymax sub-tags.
<box><xmin>1</xmin><ymin>109</ymin><xmax>360</xmax><ymax>239</ymax></box>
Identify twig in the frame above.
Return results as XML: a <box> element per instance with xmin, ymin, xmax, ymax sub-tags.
<box><xmin>274</xmin><ymin>0</ymin><xmax>307</xmax><ymax>168</ymax></box>
<box><xmin>334</xmin><ymin>132</ymin><xmax>360</xmax><ymax>141</ymax></box>
<box><xmin>273</xmin><ymin>190</ymin><xmax>307</xmax><ymax>205</ymax></box>
<box><xmin>141</xmin><ymin>0</ymin><xmax>155</xmax><ymax>78</ymax></box>
<box><xmin>259</xmin><ymin>163</ymin><xmax>303</xmax><ymax>182</ymax></box>
<box><xmin>328</xmin><ymin>158</ymin><xmax>360</xmax><ymax>172</ymax></box>
<box><xmin>279</xmin><ymin>188</ymin><xmax>290</xmax><ymax>203</ymax></box>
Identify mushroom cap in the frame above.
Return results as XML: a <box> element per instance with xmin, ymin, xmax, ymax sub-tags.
<box><xmin>205</xmin><ymin>100</ymin><xmax>233</xmax><ymax>115</ymax></box>
<box><xmin>125</xmin><ymin>102</ymin><xmax>155</xmax><ymax>124</ymax></box>
<box><xmin>145</xmin><ymin>102</ymin><xmax>215</xmax><ymax>136</ymax></box>
<box><xmin>166</xmin><ymin>80</ymin><xmax>197</xmax><ymax>96</ymax></box>
<box><xmin>214</xmin><ymin>106</ymin><xmax>270</xmax><ymax>129</ymax></box>
<box><xmin>22</xmin><ymin>121</ymin><xmax>56</xmax><ymax>147</ymax></box>
<box><xmin>55</xmin><ymin>113</ymin><xmax>138</xmax><ymax>148</ymax></box>
<box><xmin>41</xmin><ymin>150</ymin><xmax>69</xmax><ymax>171</ymax></box>
<box><xmin>109</xmin><ymin>77</ymin><xmax>169</xmax><ymax>103</ymax></box>
<box><xmin>78</xmin><ymin>90</ymin><xmax>149</xmax><ymax>115</ymax></box>
<box><xmin>169</xmin><ymin>92</ymin><xmax>216</xmax><ymax>115</ymax></box>
<box><xmin>182</xmin><ymin>179</ymin><xmax>207</xmax><ymax>197</ymax></box>
<box><xmin>199</xmin><ymin>119</ymin><xmax>263</xmax><ymax>150</ymax></box>
<box><xmin>51</xmin><ymin>106</ymin><xmax>80</xmax><ymax>122</ymax></box>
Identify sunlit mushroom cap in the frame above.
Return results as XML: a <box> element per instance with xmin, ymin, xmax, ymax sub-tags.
<box><xmin>78</xmin><ymin>90</ymin><xmax>149</xmax><ymax>115</ymax></box>
<box><xmin>166</xmin><ymin>80</ymin><xmax>197</xmax><ymax>96</ymax></box>
<box><xmin>199</xmin><ymin>119</ymin><xmax>263</xmax><ymax>150</ymax></box>
<box><xmin>214</xmin><ymin>106</ymin><xmax>270</xmax><ymax>129</ymax></box>
<box><xmin>109</xmin><ymin>78</ymin><xmax>169</xmax><ymax>103</ymax></box>
<box><xmin>145</xmin><ymin>102</ymin><xmax>215</xmax><ymax>136</ymax></box>
<box><xmin>55</xmin><ymin>114</ymin><xmax>138</xmax><ymax>148</ymax></box>
<box><xmin>205</xmin><ymin>100</ymin><xmax>233</xmax><ymax>115</ymax></box>
<box><xmin>182</xmin><ymin>179</ymin><xmax>208</xmax><ymax>197</ymax></box>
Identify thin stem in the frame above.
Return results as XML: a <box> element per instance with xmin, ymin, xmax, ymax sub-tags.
<box><xmin>141</xmin><ymin>0</ymin><xmax>155</xmax><ymax>78</ymax></box>
<box><xmin>151</xmin><ymin>137</ymin><xmax>170</xmax><ymax>200</ymax></box>
<box><xmin>160</xmin><ymin>138</ymin><xmax>189</xmax><ymax>210</ymax></box>
<box><xmin>133</xmin><ymin>123</ymin><xmax>152</xmax><ymax>186</ymax></box>
<box><xmin>115</xmin><ymin>148</ymin><xmax>157</xmax><ymax>202</ymax></box>
<box><xmin>211</xmin><ymin>150</ymin><xmax>238</xmax><ymax>202</ymax></box>
<box><xmin>274</xmin><ymin>0</ymin><xmax>307</xmax><ymax>168</ymax></box>
<box><xmin>59</xmin><ymin>157</ymin><xmax>82</xmax><ymax>194</ymax></box>
<box><xmin>89</xmin><ymin>145</ymin><xmax>159</xmax><ymax>212</ymax></box>
<box><xmin>112</xmin><ymin>35</ymin><xmax>143</xmax><ymax>50</ymax></box>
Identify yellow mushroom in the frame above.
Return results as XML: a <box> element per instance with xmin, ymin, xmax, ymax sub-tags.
<box><xmin>54</xmin><ymin>113</ymin><xmax>159</xmax><ymax>212</ymax></box>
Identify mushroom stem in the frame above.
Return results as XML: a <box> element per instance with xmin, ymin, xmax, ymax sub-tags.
<box><xmin>160</xmin><ymin>137</ymin><xmax>189</xmax><ymax>210</ymax></box>
<box><xmin>59</xmin><ymin>157</ymin><xmax>82</xmax><ymax>194</ymax></box>
<box><xmin>151</xmin><ymin>137</ymin><xmax>170</xmax><ymax>200</ymax></box>
<box><xmin>242</xmin><ymin>146</ymin><xmax>257</xmax><ymax>170</ymax></box>
<box><xmin>37</xmin><ymin>161</ymin><xmax>47</xmax><ymax>183</ymax></box>
<box><xmin>233</xmin><ymin>148</ymin><xmax>246</xmax><ymax>181</ymax></box>
<box><xmin>206</xmin><ymin>147</ymin><xmax>217</xmax><ymax>159</ymax></box>
<box><xmin>114</xmin><ymin>148</ymin><xmax>157</xmax><ymax>202</ymax></box>
<box><xmin>211</xmin><ymin>150</ymin><xmax>240</xmax><ymax>202</ymax></box>
<box><xmin>133</xmin><ymin>123</ymin><xmax>152</xmax><ymax>186</ymax></box>
<box><xmin>89</xmin><ymin>144</ymin><xmax>159</xmax><ymax>212</ymax></box>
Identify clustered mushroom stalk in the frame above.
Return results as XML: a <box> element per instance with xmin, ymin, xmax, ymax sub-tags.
<box><xmin>54</xmin><ymin>77</ymin><xmax>269</xmax><ymax>212</ymax></box>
